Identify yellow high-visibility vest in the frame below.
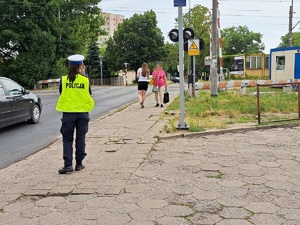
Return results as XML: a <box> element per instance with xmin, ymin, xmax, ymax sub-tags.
<box><xmin>56</xmin><ymin>75</ymin><xmax>94</xmax><ymax>112</ymax></box>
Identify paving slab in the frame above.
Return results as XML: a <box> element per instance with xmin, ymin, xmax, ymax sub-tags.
<box><xmin>1</xmin><ymin>86</ymin><xmax>300</xmax><ymax>224</ymax></box>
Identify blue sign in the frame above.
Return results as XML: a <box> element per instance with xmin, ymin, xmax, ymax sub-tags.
<box><xmin>174</xmin><ymin>0</ymin><xmax>186</xmax><ymax>7</ymax></box>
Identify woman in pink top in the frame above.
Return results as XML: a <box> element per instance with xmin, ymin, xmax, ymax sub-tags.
<box><xmin>152</xmin><ymin>63</ymin><xmax>167</xmax><ymax>107</ymax></box>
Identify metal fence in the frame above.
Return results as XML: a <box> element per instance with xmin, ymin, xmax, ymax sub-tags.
<box><xmin>257</xmin><ymin>82</ymin><xmax>300</xmax><ymax>124</ymax></box>
<box><xmin>90</xmin><ymin>76</ymin><xmax>124</xmax><ymax>86</ymax></box>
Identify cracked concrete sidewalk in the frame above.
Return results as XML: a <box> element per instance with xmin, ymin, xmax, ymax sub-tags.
<box><xmin>1</xmin><ymin>85</ymin><xmax>300</xmax><ymax>225</ymax></box>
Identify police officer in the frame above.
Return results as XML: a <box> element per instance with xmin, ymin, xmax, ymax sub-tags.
<box><xmin>56</xmin><ymin>54</ymin><xmax>95</xmax><ymax>174</ymax></box>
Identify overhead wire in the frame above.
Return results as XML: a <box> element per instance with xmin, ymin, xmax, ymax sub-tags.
<box><xmin>0</xmin><ymin>0</ymin><xmax>297</xmax><ymax>27</ymax></box>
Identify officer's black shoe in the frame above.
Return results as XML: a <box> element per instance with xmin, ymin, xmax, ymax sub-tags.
<box><xmin>75</xmin><ymin>164</ymin><xmax>85</xmax><ymax>171</ymax></box>
<box><xmin>58</xmin><ymin>166</ymin><xmax>74</xmax><ymax>174</ymax></box>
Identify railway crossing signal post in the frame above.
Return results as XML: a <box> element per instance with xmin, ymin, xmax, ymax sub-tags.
<box><xmin>169</xmin><ymin>0</ymin><xmax>194</xmax><ymax>129</ymax></box>
<box><xmin>188</xmin><ymin>39</ymin><xmax>200</xmax><ymax>98</ymax></box>
<box><xmin>171</xmin><ymin>0</ymin><xmax>189</xmax><ymax>129</ymax></box>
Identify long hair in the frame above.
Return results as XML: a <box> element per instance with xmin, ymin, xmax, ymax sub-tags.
<box><xmin>141</xmin><ymin>63</ymin><xmax>149</xmax><ymax>77</ymax></box>
<box><xmin>68</xmin><ymin>64</ymin><xmax>81</xmax><ymax>82</ymax></box>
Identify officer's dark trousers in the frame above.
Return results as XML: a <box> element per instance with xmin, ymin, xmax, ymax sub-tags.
<box><xmin>60</xmin><ymin>112</ymin><xmax>89</xmax><ymax>167</ymax></box>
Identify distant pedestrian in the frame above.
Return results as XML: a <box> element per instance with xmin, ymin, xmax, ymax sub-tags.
<box><xmin>56</xmin><ymin>54</ymin><xmax>95</xmax><ymax>174</ymax></box>
<box><xmin>137</xmin><ymin>62</ymin><xmax>150</xmax><ymax>108</ymax></box>
<box><xmin>152</xmin><ymin>63</ymin><xmax>167</xmax><ymax>108</ymax></box>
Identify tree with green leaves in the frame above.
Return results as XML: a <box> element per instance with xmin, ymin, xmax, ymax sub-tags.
<box><xmin>163</xmin><ymin>43</ymin><xmax>179</xmax><ymax>75</ymax></box>
<box><xmin>0</xmin><ymin>0</ymin><xmax>104</xmax><ymax>87</ymax></box>
<box><xmin>222</xmin><ymin>26</ymin><xmax>264</xmax><ymax>55</ymax></box>
<box><xmin>87</xmin><ymin>42</ymin><xmax>101</xmax><ymax>78</ymax></box>
<box><xmin>279</xmin><ymin>32</ymin><xmax>300</xmax><ymax>47</ymax></box>
<box><xmin>104</xmin><ymin>11</ymin><xmax>164</xmax><ymax>73</ymax></box>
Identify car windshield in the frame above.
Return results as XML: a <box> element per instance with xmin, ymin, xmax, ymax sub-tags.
<box><xmin>0</xmin><ymin>83</ymin><xmax>5</xmax><ymax>96</ymax></box>
<box><xmin>1</xmin><ymin>78</ymin><xmax>23</xmax><ymax>95</ymax></box>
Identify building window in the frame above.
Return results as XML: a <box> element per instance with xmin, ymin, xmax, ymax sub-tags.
<box><xmin>107</xmin><ymin>22</ymin><xmax>109</xmax><ymax>26</ymax></box>
<box><xmin>265</xmin><ymin>56</ymin><xmax>270</xmax><ymax>69</ymax></box>
<box><xmin>251</xmin><ymin>57</ymin><xmax>257</xmax><ymax>69</ymax></box>
<box><xmin>257</xmin><ymin>57</ymin><xmax>262</xmax><ymax>69</ymax></box>
<box><xmin>246</xmin><ymin>57</ymin><xmax>251</xmax><ymax>69</ymax></box>
<box><xmin>246</xmin><ymin>56</ymin><xmax>262</xmax><ymax>69</ymax></box>
<box><xmin>276</xmin><ymin>56</ymin><xmax>285</xmax><ymax>70</ymax></box>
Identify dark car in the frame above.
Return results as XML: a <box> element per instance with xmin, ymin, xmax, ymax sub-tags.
<box><xmin>0</xmin><ymin>77</ymin><xmax>42</xmax><ymax>129</ymax></box>
<box><xmin>170</xmin><ymin>76</ymin><xmax>180</xmax><ymax>83</ymax></box>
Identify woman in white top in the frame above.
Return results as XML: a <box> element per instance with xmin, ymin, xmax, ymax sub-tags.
<box><xmin>137</xmin><ymin>63</ymin><xmax>150</xmax><ymax>108</ymax></box>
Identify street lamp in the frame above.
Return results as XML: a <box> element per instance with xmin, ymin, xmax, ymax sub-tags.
<box><xmin>124</xmin><ymin>63</ymin><xmax>129</xmax><ymax>86</ymax></box>
<box><xmin>100</xmin><ymin>56</ymin><xmax>103</xmax><ymax>86</ymax></box>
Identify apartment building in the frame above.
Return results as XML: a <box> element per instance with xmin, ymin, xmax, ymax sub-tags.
<box><xmin>98</xmin><ymin>13</ymin><xmax>125</xmax><ymax>45</ymax></box>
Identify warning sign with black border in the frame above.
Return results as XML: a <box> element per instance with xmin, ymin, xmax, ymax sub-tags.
<box><xmin>188</xmin><ymin>39</ymin><xmax>200</xmax><ymax>56</ymax></box>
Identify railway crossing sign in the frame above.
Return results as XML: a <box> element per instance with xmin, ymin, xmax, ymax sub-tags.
<box><xmin>188</xmin><ymin>39</ymin><xmax>200</xmax><ymax>56</ymax></box>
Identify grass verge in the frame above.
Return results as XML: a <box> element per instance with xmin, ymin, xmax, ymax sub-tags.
<box><xmin>165</xmin><ymin>87</ymin><xmax>300</xmax><ymax>132</ymax></box>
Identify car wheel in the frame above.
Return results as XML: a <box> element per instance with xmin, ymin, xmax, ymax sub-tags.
<box><xmin>30</xmin><ymin>105</ymin><xmax>41</xmax><ymax>124</ymax></box>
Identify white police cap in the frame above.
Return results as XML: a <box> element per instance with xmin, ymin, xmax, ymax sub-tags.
<box><xmin>68</xmin><ymin>54</ymin><xmax>85</xmax><ymax>65</ymax></box>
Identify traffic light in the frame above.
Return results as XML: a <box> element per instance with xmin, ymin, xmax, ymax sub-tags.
<box><xmin>183</xmin><ymin>28</ymin><xmax>194</xmax><ymax>52</ymax></box>
<box><xmin>183</xmin><ymin>28</ymin><xmax>194</xmax><ymax>40</ymax></box>
<box><xmin>168</xmin><ymin>29</ymin><xmax>179</xmax><ymax>42</ymax></box>
<box><xmin>168</xmin><ymin>28</ymin><xmax>194</xmax><ymax>52</ymax></box>
<box><xmin>199</xmin><ymin>39</ymin><xmax>205</xmax><ymax>51</ymax></box>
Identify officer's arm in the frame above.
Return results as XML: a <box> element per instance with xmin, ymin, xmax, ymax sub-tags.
<box><xmin>89</xmin><ymin>84</ymin><xmax>92</xmax><ymax>95</ymax></box>
<box><xmin>59</xmin><ymin>79</ymin><xmax>62</xmax><ymax>94</ymax></box>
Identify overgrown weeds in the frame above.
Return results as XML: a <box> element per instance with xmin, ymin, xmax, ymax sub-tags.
<box><xmin>166</xmin><ymin>87</ymin><xmax>299</xmax><ymax>132</ymax></box>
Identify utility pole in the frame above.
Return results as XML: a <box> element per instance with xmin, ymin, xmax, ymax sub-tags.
<box><xmin>210</xmin><ymin>0</ymin><xmax>218</xmax><ymax>97</ymax></box>
<box><xmin>289</xmin><ymin>0</ymin><xmax>294</xmax><ymax>47</ymax></box>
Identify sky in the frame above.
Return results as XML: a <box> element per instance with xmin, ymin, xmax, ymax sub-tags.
<box><xmin>99</xmin><ymin>0</ymin><xmax>300</xmax><ymax>53</ymax></box>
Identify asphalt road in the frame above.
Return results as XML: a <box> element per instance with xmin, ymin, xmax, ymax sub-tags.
<box><xmin>0</xmin><ymin>86</ymin><xmax>141</xmax><ymax>169</ymax></box>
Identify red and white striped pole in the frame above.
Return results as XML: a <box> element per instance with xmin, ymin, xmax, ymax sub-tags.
<box><xmin>217</xmin><ymin>0</ymin><xmax>224</xmax><ymax>80</ymax></box>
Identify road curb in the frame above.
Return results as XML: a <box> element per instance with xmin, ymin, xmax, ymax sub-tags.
<box><xmin>160</xmin><ymin>122</ymin><xmax>300</xmax><ymax>140</ymax></box>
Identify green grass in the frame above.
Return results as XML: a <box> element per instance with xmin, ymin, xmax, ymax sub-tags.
<box><xmin>168</xmin><ymin>96</ymin><xmax>180</xmax><ymax>111</ymax></box>
<box><xmin>166</xmin><ymin>87</ymin><xmax>299</xmax><ymax>132</ymax></box>
<box><xmin>164</xmin><ymin>118</ymin><xmax>178</xmax><ymax>133</ymax></box>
